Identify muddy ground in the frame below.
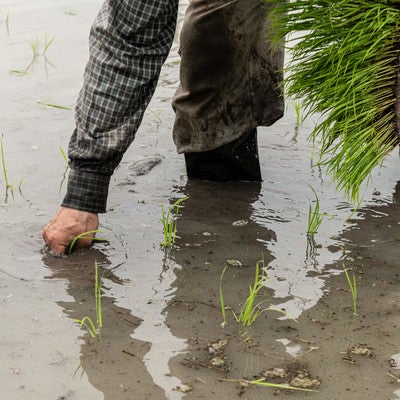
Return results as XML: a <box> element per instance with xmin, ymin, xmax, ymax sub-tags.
<box><xmin>2</xmin><ymin>1</ymin><xmax>400</xmax><ymax>399</ymax></box>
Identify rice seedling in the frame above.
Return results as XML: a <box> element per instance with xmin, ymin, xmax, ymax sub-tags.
<box><xmin>59</xmin><ymin>146</ymin><xmax>68</xmax><ymax>166</ymax></box>
<box><xmin>67</xmin><ymin>230</ymin><xmax>109</xmax><ymax>254</ymax></box>
<box><xmin>219</xmin><ymin>266</ymin><xmax>228</xmax><ymax>328</ymax></box>
<box><xmin>269</xmin><ymin>0</ymin><xmax>400</xmax><ymax>202</ymax></box>
<box><xmin>9</xmin><ymin>69</ymin><xmax>29</xmax><ymax>76</ymax></box>
<box><xmin>37</xmin><ymin>100</ymin><xmax>72</xmax><ymax>110</ymax></box>
<box><xmin>26</xmin><ymin>36</ymin><xmax>41</xmax><ymax>66</ymax></box>
<box><xmin>15</xmin><ymin>34</ymin><xmax>56</xmax><ymax>75</ymax></box>
<box><xmin>222</xmin><ymin>378</ymin><xmax>318</xmax><ymax>392</ymax></box>
<box><xmin>233</xmin><ymin>260</ymin><xmax>270</xmax><ymax>326</ymax></box>
<box><xmin>160</xmin><ymin>196</ymin><xmax>188</xmax><ymax>248</ymax></box>
<box><xmin>0</xmin><ymin>137</ymin><xmax>15</xmax><ymax>203</ymax></box>
<box><xmin>58</xmin><ymin>147</ymin><xmax>69</xmax><ymax>192</ymax></box>
<box><xmin>291</xmin><ymin>99</ymin><xmax>302</xmax><ymax>126</ymax></box>
<box><xmin>0</xmin><ymin>138</ymin><xmax>24</xmax><ymax>202</ymax></box>
<box><xmin>343</xmin><ymin>263</ymin><xmax>357</xmax><ymax>317</ymax></box>
<box><xmin>43</xmin><ymin>34</ymin><xmax>55</xmax><ymax>55</ymax></box>
<box><xmin>5</xmin><ymin>11</ymin><xmax>10</xmax><ymax>36</ymax></box>
<box><xmin>227</xmin><ymin>260</ymin><xmax>297</xmax><ymax>327</ymax></box>
<box><xmin>73</xmin><ymin>262</ymin><xmax>103</xmax><ymax>337</ymax></box>
<box><xmin>307</xmin><ymin>186</ymin><xmax>326</xmax><ymax>236</ymax></box>
<box><xmin>0</xmin><ymin>138</ymin><xmax>10</xmax><ymax>191</ymax></box>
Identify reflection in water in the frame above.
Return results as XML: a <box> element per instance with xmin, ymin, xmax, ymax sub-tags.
<box><xmin>42</xmin><ymin>250</ymin><xmax>168</xmax><ymax>400</ymax></box>
<box><xmin>162</xmin><ymin>181</ymin><xmax>287</xmax><ymax>397</ymax></box>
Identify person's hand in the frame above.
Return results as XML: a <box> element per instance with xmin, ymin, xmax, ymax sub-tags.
<box><xmin>42</xmin><ymin>206</ymin><xmax>99</xmax><ymax>255</ymax></box>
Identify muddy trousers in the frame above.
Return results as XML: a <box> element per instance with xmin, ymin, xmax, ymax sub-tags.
<box><xmin>174</xmin><ymin>0</ymin><xmax>284</xmax><ymax>181</ymax></box>
<box><xmin>65</xmin><ymin>0</ymin><xmax>285</xmax><ymax>213</ymax></box>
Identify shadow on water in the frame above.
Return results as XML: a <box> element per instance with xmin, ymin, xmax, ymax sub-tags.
<box><xmin>42</xmin><ymin>250</ymin><xmax>167</xmax><ymax>400</ymax></box>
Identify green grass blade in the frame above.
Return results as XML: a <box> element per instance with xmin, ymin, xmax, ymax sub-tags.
<box><xmin>73</xmin><ymin>317</ymin><xmax>97</xmax><ymax>338</ymax></box>
<box><xmin>222</xmin><ymin>378</ymin><xmax>318</xmax><ymax>392</ymax></box>
<box><xmin>0</xmin><ymin>138</ymin><xmax>9</xmax><ymax>188</ymax></box>
<box><xmin>95</xmin><ymin>262</ymin><xmax>103</xmax><ymax>328</ymax></box>
<box><xmin>68</xmin><ymin>230</ymin><xmax>108</xmax><ymax>254</ymax></box>
<box><xmin>219</xmin><ymin>266</ymin><xmax>228</xmax><ymax>328</ymax></box>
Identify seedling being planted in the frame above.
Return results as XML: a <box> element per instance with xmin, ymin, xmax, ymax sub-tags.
<box><xmin>73</xmin><ymin>262</ymin><xmax>103</xmax><ymax>337</ymax></box>
<box><xmin>68</xmin><ymin>230</ymin><xmax>109</xmax><ymax>254</ymax></box>
<box><xmin>160</xmin><ymin>196</ymin><xmax>188</xmax><ymax>248</ymax></box>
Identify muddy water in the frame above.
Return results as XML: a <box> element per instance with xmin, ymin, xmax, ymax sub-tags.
<box><xmin>2</xmin><ymin>1</ymin><xmax>400</xmax><ymax>399</ymax></box>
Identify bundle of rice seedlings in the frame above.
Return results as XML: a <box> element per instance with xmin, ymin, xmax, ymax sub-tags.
<box><xmin>268</xmin><ymin>0</ymin><xmax>400</xmax><ymax>201</ymax></box>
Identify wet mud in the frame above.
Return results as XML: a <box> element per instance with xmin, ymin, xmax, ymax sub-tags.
<box><xmin>2</xmin><ymin>1</ymin><xmax>400</xmax><ymax>399</ymax></box>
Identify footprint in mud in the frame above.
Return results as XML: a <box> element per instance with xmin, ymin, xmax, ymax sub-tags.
<box><xmin>117</xmin><ymin>155</ymin><xmax>163</xmax><ymax>186</ymax></box>
<box><xmin>208</xmin><ymin>339</ymin><xmax>229</xmax><ymax>371</ymax></box>
<box><xmin>260</xmin><ymin>364</ymin><xmax>321</xmax><ymax>390</ymax></box>
<box><xmin>342</xmin><ymin>343</ymin><xmax>374</xmax><ymax>364</ymax></box>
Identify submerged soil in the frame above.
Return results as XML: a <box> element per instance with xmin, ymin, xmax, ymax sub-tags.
<box><xmin>2</xmin><ymin>1</ymin><xmax>400</xmax><ymax>399</ymax></box>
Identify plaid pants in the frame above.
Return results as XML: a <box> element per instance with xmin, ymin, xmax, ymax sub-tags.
<box><xmin>63</xmin><ymin>0</ymin><xmax>284</xmax><ymax>213</ymax></box>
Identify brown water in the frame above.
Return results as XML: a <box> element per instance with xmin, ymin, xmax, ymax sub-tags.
<box><xmin>2</xmin><ymin>1</ymin><xmax>400</xmax><ymax>399</ymax></box>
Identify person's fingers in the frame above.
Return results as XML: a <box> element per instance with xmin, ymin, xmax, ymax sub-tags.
<box><xmin>42</xmin><ymin>225</ymin><xmax>69</xmax><ymax>255</ymax></box>
<box><xmin>42</xmin><ymin>207</ymin><xmax>99</xmax><ymax>255</ymax></box>
<box><xmin>74</xmin><ymin>233</ymin><xmax>96</xmax><ymax>249</ymax></box>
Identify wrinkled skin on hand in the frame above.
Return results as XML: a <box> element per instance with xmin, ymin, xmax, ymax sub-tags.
<box><xmin>42</xmin><ymin>206</ymin><xmax>99</xmax><ymax>255</ymax></box>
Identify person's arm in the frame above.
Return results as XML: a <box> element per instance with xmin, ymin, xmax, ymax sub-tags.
<box><xmin>43</xmin><ymin>0</ymin><xmax>179</xmax><ymax>254</ymax></box>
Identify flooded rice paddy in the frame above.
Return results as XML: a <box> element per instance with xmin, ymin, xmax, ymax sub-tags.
<box><xmin>2</xmin><ymin>1</ymin><xmax>400</xmax><ymax>399</ymax></box>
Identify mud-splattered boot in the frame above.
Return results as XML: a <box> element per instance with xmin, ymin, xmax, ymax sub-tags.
<box><xmin>184</xmin><ymin>128</ymin><xmax>262</xmax><ymax>181</ymax></box>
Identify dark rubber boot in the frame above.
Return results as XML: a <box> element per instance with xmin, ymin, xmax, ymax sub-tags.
<box><xmin>184</xmin><ymin>129</ymin><xmax>262</xmax><ymax>181</ymax></box>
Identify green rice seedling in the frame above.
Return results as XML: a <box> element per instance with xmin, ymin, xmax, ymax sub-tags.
<box><xmin>58</xmin><ymin>147</ymin><xmax>69</xmax><ymax>192</ymax></box>
<box><xmin>233</xmin><ymin>260</ymin><xmax>296</xmax><ymax>327</ymax></box>
<box><xmin>0</xmin><ymin>138</ymin><xmax>23</xmax><ymax>202</ymax></box>
<box><xmin>219</xmin><ymin>266</ymin><xmax>228</xmax><ymax>328</ymax></box>
<box><xmin>94</xmin><ymin>262</ymin><xmax>103</xmax><ymax>328</ymax></box>
<box><xmin>68</xmin><ymin>230</ymin><xmax>109</xmax><ymax>254</ymax></box>
<box><xmin>73</xmin><ymin>262</ymin><xmax>103</xmax><ymax>337</ymax></box>
<box><xmin>160</xmin><ymin>196</ymin><xmax>188</xmax><ymax>248</ymax></box>
<box><xmin>307</xmin><ymin>186</ymin><xmax>326</xmax><ymax>236</ymax></box>
<box><xmin>9</xmin><ymin>69</ymin><xmax>29</xmax><ymax>76</ymax></box>
<box><xmin>269</xmin><ymin>0</ymin><xmax>400</xmax><ymax>202</ymax></box>
<box><xmin>0</xmin><ymin>137</ymin><xmax>15</xmax><ymax>203</ymax></box>
<box><xmin>343</xmin><ymin>263</ymin><xmax>357</xmax><ymax>317</ymax></box>
<box><xmin>220</xmin><ymin>260</ymin><xmax>297</xmax><ymax>328</ymax></box>
<box><xmin>59</xmin><ymin>146</ymin><xmax>68</xmax><ymax>166</ymax></box>
<box><xmin>43</xmin><ymin>34</ymin><xmax>55</xmax><ymax>55</ymax></box>
<box><xmin>27</xmin><ymin>37</ymin><xmax>41</xmax><ymax>58</ymax></box>
<box><xmin>5</xmin><ymin>11</ymin><xmax>10</xmax><ymax>36</ymax></box>
<box><xmin>291</xmin><ymin>99</ymin><xmax>302</xmax><ymax>126</ymax></box>
<box><xmin>23</xmin><ymin>37</ymin><xmax>41</xmax><ymax>72</ymax></box>
<box><xmin>233</xmin><ymin>260</ymin><xmax>270</xmax><ymax>327</ymax></box>
<box><xmin>0</xmin><ymin>138</ymin><xmax>10</xmax><ymax>190</ymax></box>
<box><xmin>38</xmin><ymin>100</ymin><xmax>72</xmax><ymax>110</ymax></box>
<box><xmin>222</xmin><ymin>378</ymin><xmax>318</xmax><ymax>392</ymax></box>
